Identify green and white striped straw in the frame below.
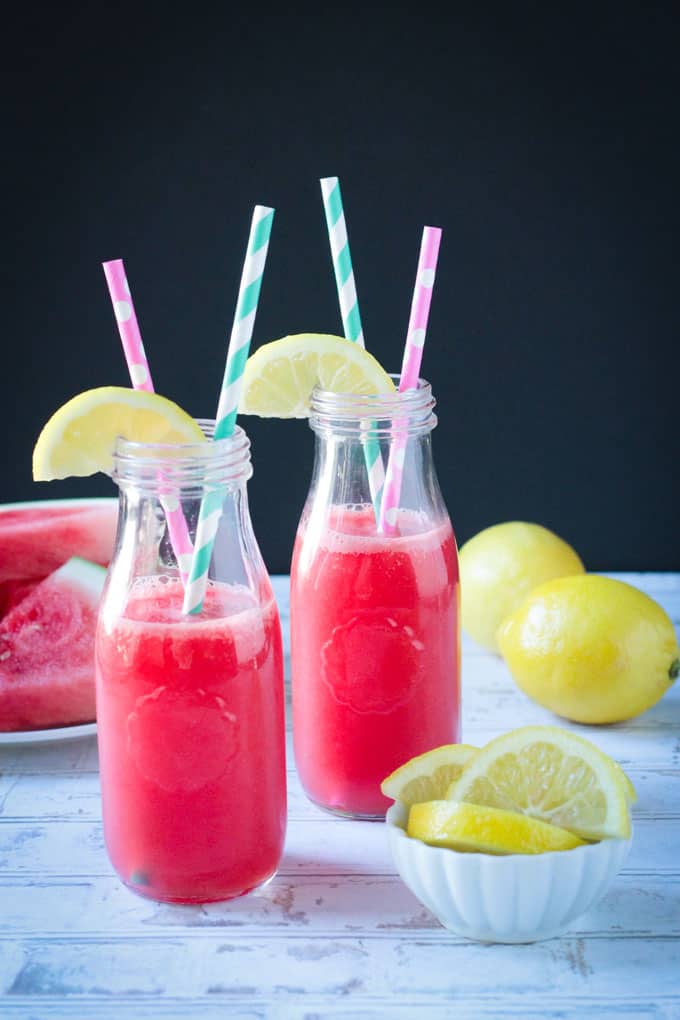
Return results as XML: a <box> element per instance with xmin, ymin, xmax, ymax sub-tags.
<box><xmin>182</xmin><ymin>204</ymin><xmax>274</xmax><ymax>615</ymax></box>
<box><xmin>320</xmin><ymin>177</ymin><xmax>385</xmax><ymax>517</ymax></box>
<box><xmin>320</xmin><ymin>177</ymin><xmax>365</xmax><ymax>346</ymax></box>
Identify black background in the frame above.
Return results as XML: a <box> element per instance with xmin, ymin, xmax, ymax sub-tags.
<box><xmin>4</xmin><ymin>4</ymin><xmax>679</xmax><ymax>572</ymax></box>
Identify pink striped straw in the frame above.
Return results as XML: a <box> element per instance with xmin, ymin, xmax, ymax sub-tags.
<box><xmin>102</xmin><ymin>259</ymin><xmax>195</xmax><ymax>585</ymax></box>
<box><xmin>378</xmin><ymin>226</ymin><xmax>442</xmax><ymax>535</ymax></box>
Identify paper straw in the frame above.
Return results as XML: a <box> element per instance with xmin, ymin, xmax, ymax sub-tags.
<box><xmin>182</xmin><ymin>205</ymin><xmax>275</xmax><ymax>615</ymax></box>
<box><xmin>320</xmin><ymin>177</ymin><xmax>365</xmax><ymax>346</ymax></box>
<box><xmin>320</xmin><ymin>177</ymin><xmax>385</xmax><ymax>516</ymax></box>
<box><xmin>378</xmin><ymin>226</ymin><xmax>442</xmax><ymax>535</ymax></box>
<box><xmin>102</xmin><ymin>259</ymin><xmax>195</xmax><ymax>584</ymax></box>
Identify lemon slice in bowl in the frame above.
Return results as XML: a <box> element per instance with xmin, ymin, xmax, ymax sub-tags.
<box><xmin>445</xmin><ymin>726</ymin><xmax>631</xmax><ymax>841</ymax></box>
<box><xmin>239</xmin><ymin>333</ymin><xmax>395</xmax><ymax>418</ymax></box>
<box><xmin>408</xmin><ymin>800</ymin><xmax>586</xmax><ymax>854</ymax></box>
<box><xmin>33</xmin><ymin>387</ymin><xmax>206</xmax><ymax>481</ymax></box>
<box><xmin>613</xmin><ymin>762</ymin><xmax>637</xmax><ymax>804</ymax></box>
<box><xmin>381</xmin><ymin>744</ymin><xmax>478</xmax><ymax>808</ymax></box>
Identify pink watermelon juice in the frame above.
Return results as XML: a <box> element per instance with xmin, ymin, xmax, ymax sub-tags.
<box><xmin>96</xmin><ymin>577</ymin><xmax>286</xmax><ymax>903</ymax></box>
<box><xmin>291</xmin><ymin>506</ymin><xmax>460</xmax><ymax>817</ymax></box>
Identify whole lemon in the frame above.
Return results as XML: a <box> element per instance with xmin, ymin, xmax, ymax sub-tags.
<box><xmin>497</xmin><ymin>574</ymin><xmax>680</xmax><ymax>723</ymax></box>
<box><xmin>459</xmin><ymin>522</ymin><xmax>585</xmax><ymax>652</ymax></box>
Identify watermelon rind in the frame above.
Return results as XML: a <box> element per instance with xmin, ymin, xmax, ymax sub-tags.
<box><xmin>53</xmin><ymin>556</ymin><xmax>107</xmax><ymax>598</ymax></box>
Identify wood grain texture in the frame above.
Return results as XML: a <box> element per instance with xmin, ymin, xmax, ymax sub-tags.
<box><xmin>0</xmin><ymin>572</ymin><xmax>678</xmax><ymax>1020</ymax></box>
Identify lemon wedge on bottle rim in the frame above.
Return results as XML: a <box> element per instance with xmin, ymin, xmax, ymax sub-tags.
<box><xmin>33</xmin><ymin>386</ymin><xmax>206</xmax><ymax>481</ymax></box>
<box><xmin>238</xmin><ymin>333</ymin><xmax>395</xmax><ymax>418</ymax></box>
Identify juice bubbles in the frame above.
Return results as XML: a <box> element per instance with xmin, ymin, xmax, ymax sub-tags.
<box><xmin>292</xmin><ymin>508</ymin><xmax>460</xmax><ymax>817</ymax></box>
<box><xmin>96</xmin><ymin>423</ymin><xmax>286</xmax><ymax>901</ymax></box>
<box><xmin>290</xmin><ymin>380</ymin><xmax>461</xmax><ymax>818</ymax></box>
<box><xmin>96</xmin><ymin>578</ymin><xmax>286</xmax><ymax>902</ymax></box>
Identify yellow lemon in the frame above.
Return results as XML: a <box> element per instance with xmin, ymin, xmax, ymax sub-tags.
<box><xmin>407</xmin><ymin>800</ymin><xmax>585</xmax><ymax>854</ymax></box>
<box><xmin>239</xmin><ymin>333</ymin><xmax>394</xmax><ymax>418</ymax></box>
<box><xmin>459</xmin><ymin>522</ymin><xmax>585</xmax><ymax>652</ymax></box>
<box><xmin>380</xmin><ymin>744</ymin><xmax>478</xmax><ymax>807</ymax></box>
<box><xmin>497</xmin><ymin>575</ymin><xmax>680</xmax><ymax>724</ymax></box>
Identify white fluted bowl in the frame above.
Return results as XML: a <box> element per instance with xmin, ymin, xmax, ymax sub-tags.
<box><xmin>386</xmin><ymin>801</ymin><xmax>631</xmax><ymax>943</ymax></box>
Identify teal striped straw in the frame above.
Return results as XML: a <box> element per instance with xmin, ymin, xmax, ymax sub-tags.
<box><xmin>182</xmin><ymin>205</ymin><xmax>274</xmax><ymax>615</ymax></box>
<box><xmin>320</xmin><ymin>177</ymin><xmax>365</xmax><ymax>346</ymax></box>
<box><xmin>320</xmin><ymin>177</ymin><xmax>385</xmax><ymax>517</ymax></box>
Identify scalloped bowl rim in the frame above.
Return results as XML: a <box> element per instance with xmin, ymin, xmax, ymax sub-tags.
<box><xmin>385</xmin><ymin>799</ymin><xmax>632</xmax><ymax>942</ymax></box>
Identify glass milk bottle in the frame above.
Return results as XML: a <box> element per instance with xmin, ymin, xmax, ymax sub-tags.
<box><xmin>290</xmin><ymin>380</ymin><xmax>460</xmax><ymax>819</ymax></box>
<box><xmin>95</xmin><ymin>423</ymin><xmax>286</xmax><ymax>902</ymax></box>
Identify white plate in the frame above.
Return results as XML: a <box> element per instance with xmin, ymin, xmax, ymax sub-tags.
<box><xmin>0</xmin><ymin>495</ymin><xmax>115</xmax><ymax>746</ymax></box>
<box><xmin>0</xmin><ymin>722</ymin><xmax>97</xmax><ymax>745</ymax></box>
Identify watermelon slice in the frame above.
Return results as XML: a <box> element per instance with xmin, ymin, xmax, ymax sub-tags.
<box><xmin>0</xmin><ymin>556</ymin><xmax>106</xmax><ymax>731</ymax></box>
<box><xmin>0</xmin><ymin>578</ymin><xmax>40</xmax><ymax>617</ymax></box>
<box><xmin>0</xmin><ymin>499</ymin><xmax>118</xmax><ymax>583</ymax></box>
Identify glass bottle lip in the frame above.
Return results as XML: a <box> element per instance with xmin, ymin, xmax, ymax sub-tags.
<box><xmin>112</xmin><ymin>420</ymin><xmax>253</xmax><ymax>491</ymax></box>
<box><xmin>309</xmin><ymin>375</ymin><xmax>437</xmax><ymax>436</ymax></box>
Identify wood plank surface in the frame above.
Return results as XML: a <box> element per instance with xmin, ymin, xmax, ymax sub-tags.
<box><xmin>0</xmin><ymin>572</ymin><xmax>678</xmax><ymax>1020</ymax></box>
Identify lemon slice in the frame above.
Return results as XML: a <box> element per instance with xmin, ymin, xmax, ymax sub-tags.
<box><xmin>614</xmin><ymin>763</ymin><xmax>637</xmax><ymax>804</ymax></box>
<box><xmin>381</xmin><ymin>744</ymin><xmax>478</xmax><ymax>807</ymax></box>
<box><xmin>408</xmin><ymin>800</ymin><xmax>586</xmax><ymax>854</ymax></box>
<box><xmin>445</xmin><ymin>726</ymin><xmax>631</xmax><ymax>841</ymax></box>
<box><xmin>33</xmin><ymin>387</ymin><xmax>206</xmax><ymax>481</ymax></box>
<box><xmin>239</xmin><ymin>333</ymin><xmax>395</xmax><ymax>418</ymax></box>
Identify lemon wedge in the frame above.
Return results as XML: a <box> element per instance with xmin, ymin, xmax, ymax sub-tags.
<box><xmin>381</xmin><ymin>744</ymin><xmax>478</xmax><ymax>807</ymax></box>
<box><xmin>33</xmin><ymin>387</ymin><xmax>206</xmax><ymax>481</ymax></box>
<box><xmin>238</xmin><ymin>333</ymin><xmax>395</xmax><ymax>418</ymax></box>
<box><xmin>615</xmin><ymin>764</ymin><xmax>637</xmax><ymax>804</ymax></box>
<box><xmin>407</xmin><ymin>800</ymin><xmax>586</xmax><ymax>854</ymax></box>
<box><xmin>446</xmin><ymin>726</ymin><xmax>631</xmax><ymax>841</ymax></box>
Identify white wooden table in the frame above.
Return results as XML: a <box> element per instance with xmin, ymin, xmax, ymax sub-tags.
<box><xmin>0</xmin><ymin>572</ymin><xmax>678</xmax><ymax>1019</ymax></box>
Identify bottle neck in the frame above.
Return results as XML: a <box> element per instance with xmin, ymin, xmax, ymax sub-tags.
<box><xmin>304</xmin><ymin>378</ymin><xmax>448</xmax><ymax>529</ymax></box>
<box><xmin>111</xmin><ymin>421</ymin><xmax>253</xmax><ymax>497</ymax></box>
<box><xmin>309</xmin><ymin>377</ymin><xmax>437</xmax><ymax>439</ymax></box>
<box><xmin>104</xmin><ymin>422</ymin><xmax>269</xmax><ymax>601</ymax></box>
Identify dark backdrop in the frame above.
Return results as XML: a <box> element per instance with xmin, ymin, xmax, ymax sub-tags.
<box><xmin>4</xmin><ymin>4</ymin><xmax>679</xmax><ymax>571</ymax></box>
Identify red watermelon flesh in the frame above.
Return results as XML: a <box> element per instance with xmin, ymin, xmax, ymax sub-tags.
<box><xmin>0</xmin><ymin>579</ymin><xmax>40</xmax><ymax>617</ymax></box>
<box><xmin>0</xmin><ymin>556</ymin><xmax>105</xmax><ymax>731</ymax></box>
<box><xmin>0</xmin><ymin>500</ymin><xmax>118</xmax><ymax>583</ymax></box>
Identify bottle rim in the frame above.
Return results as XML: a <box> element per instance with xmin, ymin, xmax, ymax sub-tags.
<box><xmin>112</xmin><ymin>420</ymin><xmax>253</xmax><ymax>491</ymax></box>
<box><xmin>309</xmin><ymin>376</ymin><xmax>437</xmax><ymax>436</ymax></box>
